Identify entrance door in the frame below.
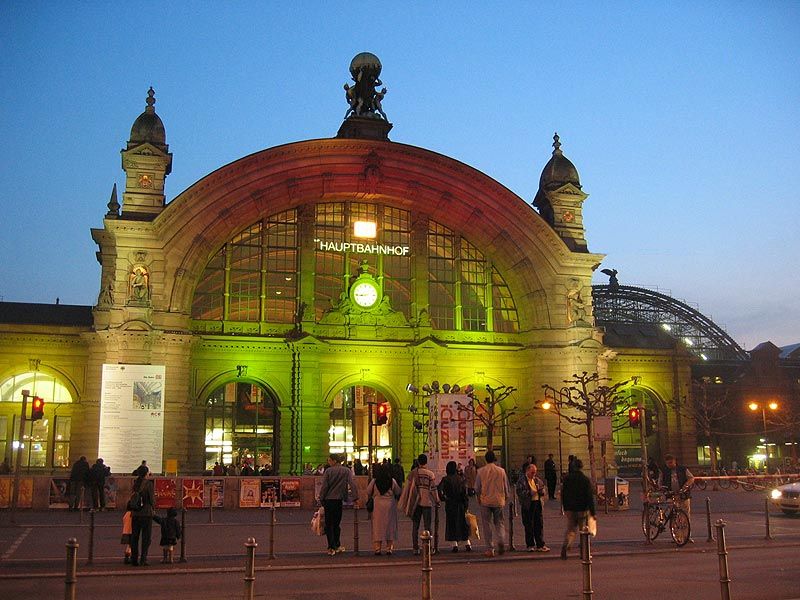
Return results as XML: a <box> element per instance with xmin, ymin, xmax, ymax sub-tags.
<box><xmin>329</xmin><ymin>385</ymin><xmax>394</xmax><ymax>468</ymax></box>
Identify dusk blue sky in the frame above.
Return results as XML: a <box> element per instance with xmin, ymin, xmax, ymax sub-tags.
<box><xmin>1</xmin><ymin>3</ymin><xmax>798</xmax><ymax>350</ymax></box>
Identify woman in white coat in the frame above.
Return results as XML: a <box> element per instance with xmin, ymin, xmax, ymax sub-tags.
<box><xmin>366</xmin><ymin>463</ymin><xmax>402</xmax><ymax>555</ymax></box>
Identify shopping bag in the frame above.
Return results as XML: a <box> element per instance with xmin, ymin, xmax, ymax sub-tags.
<box><xmin>465</xmin><ymin>510</ymin><xmax>480</xmax><ymax>540</ymax></box>
<box><xmin>311</xmin><ymin>507</ymin><xmax>325</xmax><ymax>535</ymax></box>
<box><xmin>587</xmin><ymin>514</ymin><xmax>597</xmax><ymax>537</ymax></box>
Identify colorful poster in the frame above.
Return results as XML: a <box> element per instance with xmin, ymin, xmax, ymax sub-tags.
<box><xmin>155</xmin><ymin>478</ymin><xmax>177</xmax><ymax>509</ymax></box>
<box><xmin>204</xmin><ymin>478</ymin><xmax>224</xmax><ymax>508</ymax></box>
<box><xmin>240</xmin><ymin>478</ymin><xmax>260</xmax><ymax>508</ymax></box>
<box><xmin>280</xmin><ymin>478</ymin><xmax>301</xmax><ymax>507</ymax></box>
<box><xmin>260</xmin><ymin>478</ymin><xmax>280</xmax><ymax>507</ymax></box>
<box><xmin>99</xmin><ymin>364</ymin><xmax>166</xmax><ymax>474</ymax></box>
<box><xmin>49</xmin><ymin>478</ymin><xmax>70</xmax><ymax>508</ymax></box>
<box><xmin>0</xmin><ymin>478</ymin><xmax>10</xmax><ymax>508</ymax></box>
<box><xmin>18</xmin><ymin>478</ymin><xmax>33</xmax><ymax>508</ymax></box>
<box><xmin>182</xmin><ymin>478</ymin><xmax>204</xmax><ymax>509</ymax></box>
<box><xmin>429</xmin><ymin>394</ymin><xmax>474</xmax><ymax>480</ymax></box>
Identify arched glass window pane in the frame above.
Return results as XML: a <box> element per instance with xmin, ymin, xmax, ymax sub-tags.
<box><xmin>0</xmin><ymin>372</ymin><xmax>73</xmax><ymax>403</ymax></box>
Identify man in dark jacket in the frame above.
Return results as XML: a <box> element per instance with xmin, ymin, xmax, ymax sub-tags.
<box><xmin>544</xmin><ymin>454</ymin><xmax>558</xmax><ymax>500</ymax></box>
<box><xmin>560</xmin><ymin>458</ymin><xmax>595</xmax><ymax>559</ymax></box>
<box><xmin>68</xmin><ymin>456</ymin><xmax>90</xmax><ymax>510</ymax></box>
<box><xmin>129</xmin><ymin>473</ymin><xmax>155</xmax><ymax>566</ymax></box>
<box><xmin>89</xmin><ymin>458</ymin><xmax>110</xmax><ymax>510</ymax></box>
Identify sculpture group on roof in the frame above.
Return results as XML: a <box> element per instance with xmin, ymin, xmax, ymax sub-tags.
<box><xmin>344</xmin><ymin>52</ymin><xmax>388</xmax><ymax>121</ymax></box>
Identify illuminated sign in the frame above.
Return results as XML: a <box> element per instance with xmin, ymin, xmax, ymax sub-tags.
<box><xmin>353</xmin><ymin>221</ymin><xmax>377</xmax><ymax>238</ymax></box>
<box><xmin>314</xmin><ymin>239</ymin><xmax>410</xmax><ymax>256</ymax></box>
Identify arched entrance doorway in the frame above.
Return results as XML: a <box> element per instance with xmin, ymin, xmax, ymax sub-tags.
<box><xmin>613</xmin><ymin>387</ymin><xmax>662</xmax><ymax>476</ymax></box>
<box><xmin>328</xmin><ymin>384</ymin><xmax>395</xmax><ymax>468</ymax></box>
<box><xmin>204</xmin><ymin>381</ymin><xmax>280</xmax><ymax>472</ymax></box>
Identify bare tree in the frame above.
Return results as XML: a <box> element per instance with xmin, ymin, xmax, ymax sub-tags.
<box><xmin>541</xmin><ymin>372</ymin><xmax>634</xmax><ymax>487</ymax></box>
<box><xmin>455</xmin><ymin>384</ymin><xmax>523</xmax><ymax>452</ymax></box>
<box><xmin>670</xmin><ymin>379</ymin><xmax>730</xmax><ymax>476</ymax></box>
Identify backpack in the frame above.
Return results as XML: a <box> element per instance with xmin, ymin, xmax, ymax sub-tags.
<box><xmin>128</xmin><ymin>490</ymin><xmax>144</xmax><ymax>512</ymax></box>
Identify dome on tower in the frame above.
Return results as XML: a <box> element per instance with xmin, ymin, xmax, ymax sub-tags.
<box><xmin>128</xmin><ymin>87</ymin><xmax>167</xmax><ymax>149</ymax></box>
<box><xmin>538</xmin><ymin>133</ymin><xmax>580</xmax><ymax>190</ymax></box>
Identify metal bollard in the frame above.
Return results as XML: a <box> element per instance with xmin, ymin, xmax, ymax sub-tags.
<box><xmin>508</xmin><ymin>499</ymin><xmax>516</xmax><ymax>551</ymax></box>
<box><xmin>706</xmin><ymin>497</ymin><xmax>715</xmax><ymax>542</ymax></box>
<box><xmin>433</xmin><ymin>504</ymin><xmax>439</xmax><ymax>555</ymax></box>
<box><xmin>244</xmin><ymin>537</ymin><xmax>257</xmax><ymax>600</ymax></box>
<box><xmin>268</xmin><ymin>503</ymin><xmax>276</xmax><ymax>560</ymax></box>
<box><xmin>65</xmin><ymin>537</ymin><xmax>79</xmax><ymax>600</ymax></box>
<box><xmin>86</xmin><ymin>509</ymin><xmax>95</xmax><ymax>565</ymax></box>
<box><xmin>715</xmin><ymin>520</ymin><xmax>732</xmax><ymax>600</ymax></box>
<box><xmin>420</xmin><ymin>530</ymin><xmax>433</xmax><ymax>600</ymax></box>
<box><xmin>580</xmin><ymin>527</ymin><xmax>593</xmax><ymax>599</ymax></box>
<box><xmin>179</xmin><ymin>508</ymin><xmax>187</xmax><ymax>562</ymax></box>
<box><xmin>79</xmin><ymin>488</ymin><xmax>85</xmax><ymax>524</ymax></box>
<box><xmin>209</xmin><ymin>498</ymin><xmax>214</xmax><ymax>524</ymax></box>
<box><xmin>353</xmin><ymin>504</ymin><xmax>360</xmax><ymax>556</ymax></box>
<box><xmin>764</xmin><ymin>498</ymin><xmax>772</xmax><ymax>540</ymax></box>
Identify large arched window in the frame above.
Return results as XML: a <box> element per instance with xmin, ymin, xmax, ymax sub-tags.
<box><xmin>0</xmin><ymin>372</ymin><xmax>74</xmax><ymax>468</ymax></box>
<box><xmin>204</xmin><ymin>382</ymin><xmax>279</xmax><ymax>472</ymax></box>
<box><xmin>190</xmin><ymin>202</ymin><xmax>519</xmax><ymax>333</ymax></box>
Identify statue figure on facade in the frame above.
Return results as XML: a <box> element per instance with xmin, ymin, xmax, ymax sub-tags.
<box><xmin>343</xmin><ymin>52</ymin><xmax>388</xmax><ymax>121</ymax></box>
<box><xmin>97</xmin><ymin>281</ymin><xmax>114</xmax><ymax>307</ymax></box>
<box><xmin>128</xmin><ymin>265</ymin><xmax>150</xmax><ymax>304</ymax></box>
<box><xmin>601</xmin><ymin>268</ymin><xmax>619</xmax><ymax>290</ymax></box>
<box><xmin>566</xmin><ymin>279</ymin><xmax>590</xmax><ymax>327</ymax></box>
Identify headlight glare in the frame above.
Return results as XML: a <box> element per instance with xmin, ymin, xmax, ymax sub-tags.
<box><xmin>770</xmin><ymin>489</ymin><xmax>782</xmax><ymax>500</ymax></box>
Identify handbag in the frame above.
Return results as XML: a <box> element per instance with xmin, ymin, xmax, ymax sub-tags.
<box><xmin>587</xmin><ymin>514</ymin><xmax>597</xmax><ymax>537</ymax></box>
<box><xmin>465</xmin><ymin>510</ymin><xmax>480</xmax><ymax>540</ymax></box>
<box><xmin>310</xmin><ymin>507</ymin><xmax>325</xmax><ymax>536</ymax></box>
<box><xmin>366</xmin><ymin>497</ymin><xmax>374</xmax><ymax>513</ymax></box>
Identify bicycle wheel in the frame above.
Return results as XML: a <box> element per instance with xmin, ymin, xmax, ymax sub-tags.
<box><xmin>642</xmin><ymin>504</ymin><xmax>662</xmax><ymax>541</ymax></box>
<box><xmin>694</xmin><ymin>479</ymin><xmax>707</xmax><ymax>490</ymax></box>
<box><xmin>741</xmin><ymin>478</ymin><xmax>755</xmax><ymax>492</ymax></box>
<box><xmin>670</xmin><ymin>509</ymin><xmax>691</xmax><ymax>546</ymax></box>
<box><xmin>729</xmin><ymin>478</ymin><xmax>739</xmax><ymax>489</ymax></box>
<box><xmin>717</xmin><ymin>477</ymin><xmax>730</xmax><ymax>489</ymax></box>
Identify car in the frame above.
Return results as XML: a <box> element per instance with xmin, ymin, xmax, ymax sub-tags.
<box><xmin>770</xmin><ymin>481</ymin><xmax>800</xmax><ymax>515</ymax></box>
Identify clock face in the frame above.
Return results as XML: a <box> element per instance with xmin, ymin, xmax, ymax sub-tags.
<box><xmin>352</xmin><ymin>281</ymin><xmax>379</xmax><ymax>308</ymax></box>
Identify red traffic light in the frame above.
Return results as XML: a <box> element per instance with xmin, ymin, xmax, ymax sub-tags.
<box><xmin>376</xmin><ymin>403</ymin><xmax>388</xmax><ymax>425</ymax></box>
<box><xmin>30</xmin><ymin>396</ymin><xmax>45</xmax><ymax>421</ymax></box>
<box><xmin>628</xmin><ymin>407</ymin><xmax>640</xmax><ymax>428</ymax></box>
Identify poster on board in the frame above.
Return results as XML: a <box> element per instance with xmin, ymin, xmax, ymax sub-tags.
<box><xmin>204</xmin><ymin>478</ymin><xmax>224</xmax><ymax>508</ymax></box>
<box><xmin>49</xmin><ymin>478</ymin><xmax>70</xmax><ymax>508</ymax></box>
<box><xmin>239</xmin><ymin>478</ymin><xmax>260</xmax><ymax>508</ymax></box>
<box><xmin>428</xmin><ymin>394</ymin><xmax>474</xmax><ymax>481</ymax></box>
<box><xmin>99</xmin><ymin>364</ymin><xmax>165</xmax><ymax>474</ymax></box>
<box><xmin>182</xmin><ymin>478</ymin><xmax>204</xmax><ymax>509</ymax></box>
<box><xmin>155</xmin><ymin>478</ymin><xmax>177</xmax><ymax>509</ymax></box>
<box><xmin>280</xmin><ymin>478</ymin><xmax>301</xmax><ymax>507</ymax></box>
<box><xmin>260</xmin><ymin>478</ymin><xmax>280</xmax><ymax>507</ymax></box>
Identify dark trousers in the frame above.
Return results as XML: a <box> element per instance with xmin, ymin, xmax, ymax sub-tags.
<box><xmin>323</xmin><ymin>499</ymin><xmax>343</xmax><ymax>550</ymax></box>
<box><xmin>411</xmin><ymin>505</ymin><xmax>432</xmax><ymax>550</ymax></box>
<box><xmin>545</xmin><ymin>473</ymin><xmax>557</xmax><ymax>499</ymax></box>
<box><xmin>130</xmin><ymin>516</ymin><xmax>152</xmax><ymax>564</ymax></box>
<box><xmin>521</xmin><ymin>500</ymin><xmax>545</xmax><ymax>548</ymax></box>
<box><xmin>69</xmin><ymin>482</ymin><xmax>85</xmax><ymax>510</ymax></box>
<box><xmin>91</xmin><ymin>483</ymin><xmax>106</xmax><ymax>509</ymax></box>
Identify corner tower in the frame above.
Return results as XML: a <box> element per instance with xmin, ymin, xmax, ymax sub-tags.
<box><xmin>532</xmin><ymin>133</ymin><xmax>589</xmax><ymax>252</ymax></box>
<box><xmin>120</xmin><ymin>87</ymin><xmax>173</xmax><ymax>219</ymax></box>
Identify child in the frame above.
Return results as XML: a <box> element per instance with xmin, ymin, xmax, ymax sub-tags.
<box><xmin>120</xmin><ymin>509</ymin><xmax>132</xmax><ymax>564</ymax></box>
<box><xmin>153</xmin><ymin>507</ymin><xmax>181</xmax><ymax>563</ymax></box>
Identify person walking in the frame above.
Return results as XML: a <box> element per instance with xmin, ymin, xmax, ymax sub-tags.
<box><xmin>88</xmin><ymin>458</ymin><xmax>110</xmax><ymax>510</ymax></box>
<box><xmin>318</xmin><ymin>453</ymin><xmax>359</xmax><ymax>556</ymax></box>
<box><xmin>68</xmin><ymin>456</ymin><xmax>90</xmax><ymax>510</ymax></box>
<box><xmin>475</xmin><ymin>450</ymin><xmax>510</xmax><ymax>557</ymax></box>
<box><xmin>438</xmin><ymin>460</ymin><xmax>471</xmax><ymax>552</ymax></box>
<box><xmin>516</xmin><ymin>462</ymin><xmax>549</xmax><ymax>552</ymax></box>
<box><xmin>391</xmin><ymin>457</ymin><xmax>405</xmax><ymax>486</ymax></box>
<box><xmin>128</xmin><ymin>472</ymin><xmax>155</xmax><ymax>566</ymax></box>
<box><xmin>365</xmin><ymin>464</ymin><xmax>401</xmax><ymax>555</ymax></box>
<box><xmin>544</xmin><ymin>454</ymin><xmax>558</xmax><ymax>500</ymax></box>
<box><xmin>404</xmin><ymin>453</ymin><xmax>438</xmax><ymax>555</ymax></box>
<box><xmin>560</xmin><ymin>458</ymin><xmax>595</xmax><ymax>559</ymax></box>
<box><xmin>120</xmin><ymin>507</ymin><xmax>132</xmax><ymax>564</ymax></box>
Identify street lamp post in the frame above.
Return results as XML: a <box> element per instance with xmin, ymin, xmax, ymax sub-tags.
<box><xmin>748</xmin><ymin>401</ymin><xmax>778</xmax><ymax>471</ymax></box>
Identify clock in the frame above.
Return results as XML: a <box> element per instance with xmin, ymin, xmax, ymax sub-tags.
<box><xmin>351</xmin><ymin>281</ymin><xmax>380</xmax><ymax>308</ymax></box>
<box><xmin>562</xmin><ymin>211</ymin><xmax>575</xmax><ymax>223</ymax></box>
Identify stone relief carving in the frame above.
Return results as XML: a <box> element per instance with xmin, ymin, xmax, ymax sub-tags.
<box><xmin>566</xmin><ymin>278</ymin><xmax>591</xmax><ymax>327</ymax></box>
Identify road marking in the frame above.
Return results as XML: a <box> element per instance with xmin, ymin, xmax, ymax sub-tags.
<box><xmin>1</xmin><ymin>528</ymin><xmax>32</xmax><ymax>560</ymax></box>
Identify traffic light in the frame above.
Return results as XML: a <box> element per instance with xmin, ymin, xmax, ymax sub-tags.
<box><xmin>376</xmin><ymin>403</ymin><xmax>388</xmax><ymax>425</ymax></box>
<box><xmin>628</xmin><ymin>407</ymin><xmax>640</xmax><ymax>428</ymax></box>
<box><xmin>644</xmin><ymin>410</ymin><xmax>656</xmax><ymax>436</ymax></box>
<box><xmin>30</xmin><ymin>396</ymin><xmax>45</xmax><ymax>421</ymax></box>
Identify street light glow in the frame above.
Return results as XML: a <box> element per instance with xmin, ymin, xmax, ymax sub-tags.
<box><xmin>748</xmin><ymin>401</ymin><xmax>759</xmax><ymax>411</ymax></box>
<box><xmin>541</xmin><ymin>401</ymin><xmax>552</xmax><ymax>411</ymax></box>
<box><xmin>768</xmin><ymin>401</ymin><xmax>778</xmax><ymax>411</ymax></box>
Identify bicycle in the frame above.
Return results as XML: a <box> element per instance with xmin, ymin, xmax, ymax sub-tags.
<box><xmin>642</xmin><ymin>490</ymin><xmax>691</xmax><ymax>546</ymax></box>
<box><xmin>693</xmin><ymin>471</ymin><xmax>708</xmax><ymax>490</ymax></box>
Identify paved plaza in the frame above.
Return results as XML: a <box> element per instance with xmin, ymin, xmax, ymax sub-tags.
<box><xmin>1</xmin><ymin>487</ymin><xmax>798</xmax><ymax>599</ymax></box>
